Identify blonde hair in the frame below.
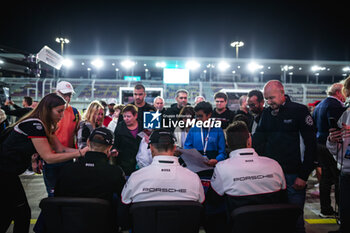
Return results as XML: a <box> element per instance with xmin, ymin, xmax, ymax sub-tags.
<box><xmin>83</xmin><ymin>101</ymin><xmax>104</xmax><ymax>126</ymax></box>
<box><xmin>342</xmin><ymin>75</ymin><xmax>350</xmax><ymax>97</ymax></box>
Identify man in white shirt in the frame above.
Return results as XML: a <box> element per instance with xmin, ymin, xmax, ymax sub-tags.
<box><xmin>211</xmin><ymin>121</ymin><xmax>286</xmax><ymax>212</ymax></box>
<box><xmin>122</xmin><ymin>129</ymin><xmax>205</xmax><ymax>204</ymax></box>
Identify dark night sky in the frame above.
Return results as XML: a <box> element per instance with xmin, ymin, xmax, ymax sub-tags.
<box><xmin>1</xmin><ymin>1</ymin><xmax>349</xmax><ymax>61</ymax></box>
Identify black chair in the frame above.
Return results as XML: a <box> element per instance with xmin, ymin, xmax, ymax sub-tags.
<box><xmin>130</xmin><ymin>201</ymin><xmax>204</xmax><ymax>233</ymax></box>
<box><xmin>230</xmin><ymin>203</ymin><xmax>302</xmax><ymax>233</ymax></box>
<box><xmin>39</xmin><ymin>197</ymin><xmax>115</xmax><ymax>233</ymax></box>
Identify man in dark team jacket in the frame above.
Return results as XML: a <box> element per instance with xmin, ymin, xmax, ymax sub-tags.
<box><xmin>253</xmin><ymin>80</ymin><xmax>317</xmax><ymax>233</ymax></box>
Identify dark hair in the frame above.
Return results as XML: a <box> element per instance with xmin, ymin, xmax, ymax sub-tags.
<box><xmin>179</xmin><ymin>106</ymin><xmax>195</xmax><ymax>119</ymax></box>
<box><xmin>122</xmin><ymin>104</ymin><xmax>138</xmax><ymax>116</ymax></box>
<box><xmin>233</xmin><ymin>114</ymin><xmax>249</xmax><ymax>127</ymax></box>
<box><xmin>134</xmin><ymin>83</ymin><xmax>145</xmax><ymax>91</ymax></box>
<box><xmin>194</xmin><ymin>101</ymin><xmax>213</xmax><ymax>115</ymax></box>
<box><xmin>89</xmin><ymin>134</ymin><xmax>110</xmax><ymax>151</ymax></box>
<box><xmin>214</xmin><ymin>92</ymin><xmax>228</xmax><ymax>101</ymax></box>
<box><xmin>247</xmin><ymin>90</ymin><xmax>264</xmax><ymax>103</ymax></box>
<box><xmin>24</xmin><ymin>96</ymin><xmax>33</xmax><ymax>106</ymax></box>
<box><xmin>226</xmin><ymin>121</ymin><xmax>250</xmax><ymax>151</ymax></box>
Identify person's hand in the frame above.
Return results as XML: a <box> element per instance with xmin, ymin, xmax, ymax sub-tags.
<box><xmin>205</xmin><ymin>159</ymin><xmax>218</xmax><ymax>167</ymax></box>
<box><xmin>31</xmin><ymin>153</ymin><xmax>42</xmax><ymax>174</ymax></box>
<box><xmin>80</xmin><ymin>147</ymin><xmax>89</xmax><ymax>157</ymax></box>
<box><xmin>341</xmin><ymin>123</ymin><xmax>350</xmax><ymax>139</ymax></box>
<box><xmin>292</xmin><ymin>177</ymin><xmax>307</xmax><ymax>190</ymax></box>
<box><xmin>328</xmin><ymin>127</ymin><xmax>343</xmax><ymax>143</ymax></box>
<box><xmin>109</xmin><ymin>149</ymin><xmax>119</xmax><ymax>157</ymax></box>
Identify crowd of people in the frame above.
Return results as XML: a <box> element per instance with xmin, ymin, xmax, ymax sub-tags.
<box><xmin>1</xmin><ymin>77</ymin><xmax>350</xmax><ymax>233</ymax></box>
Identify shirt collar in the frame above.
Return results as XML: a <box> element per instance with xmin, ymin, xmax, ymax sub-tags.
<box><xmin>229</xmin><ymin>148</ymin><xmax>258</xmax><ymax>158</ymax></box>
<box><xmin>152</xmin><ymin>155</ymin><xmax>180</xmax><ymax>165</ymax></box>
<box><xmin>328</xmin><ymin>96</ymin><xmax>345</xmax><ymax>107</ymax></box>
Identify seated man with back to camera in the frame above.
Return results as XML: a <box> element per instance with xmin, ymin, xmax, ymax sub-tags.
<box><xmin>121</xmin><ymin>129</ymin><xmax>205</xmax><ymax>204</ymax></box>
<box><xmin>210</xmin><ymin>121</ymin><xmax>287</xmax><ymax>213</ymax></box>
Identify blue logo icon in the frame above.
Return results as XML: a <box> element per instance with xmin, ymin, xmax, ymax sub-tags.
<box><xmin>144</xmin><ymin>111</ymin><xmax>162</xmax><ymax>129</ymax></box>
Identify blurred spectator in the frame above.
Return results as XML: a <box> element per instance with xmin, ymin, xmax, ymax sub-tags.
<box><xmin>1</xmin><ymin>96</ymin><xmax>33</xmax><ymax>120</ymax></box>
<box><xmin>313</xmin><ymin>82</ymin><xmax>346</xmax><ymax>218</ymax></box>
<box><xmin>211</xmin><ymin>92</ymin><xmax>235</xmax><ymax>130</ymax></box>
<box><xmin>112</xmin><ymin>104</ymin><xmax>142</xmax><ymax>176</ymax></box>
<box><xmin>308</xmin><ymin>100</ymin><xmax>321</xmax><ymax>114</ymax></box>
<box><xmin>327</xmin><ymin>75</ymin><xmax>350</xmax><ymax>233</ymax></box>
<box><xmin>0</xmin><ymin>109</ymin><xmax>9</xmax><ymax>135</ymax></box>
<box><xmin>153</xmin><ymin>96</ymin><xmax>166</xmax><ymax>114</ymax></box>
<box><xmin>235</xmin><ymin>95</ymin><xmax>254</xmax><ymax>131</ymax></box>
<box><xmin>165</xmin><ymin>89</ymin><xmax>189</xmax><ymax>131</ymax></box>
<box><xmin>194</xmin><ymin>95</ymin><xmax>206</xmax><ymax>105</ymax></box>
<box><xmin>165</xmin><ymin>89</ymin><xmax>189</xmax><ymax>116</ymax></box>
<box><xmin>77</xmin><ymin>101</ymin><xmax>104</xmax><ymax>149</ymax></box>
<box><xmin>107</xmin><ymin>104</ymin><xmax>124</xmax><ymax>133</ymax></box>
<box><xmin>103</xmin><ymin>98</ymin><xmax>117</xmax><ymax>127</ymax></box>
<box><xmin>174</xmin><ymin>106</ymin><xmax>195</xmax><ymax>148</ymax></box>
<box><xmin>247</xmin><ymin>89</ymin><xmax>265</xmax><ymax>134</ymax></box>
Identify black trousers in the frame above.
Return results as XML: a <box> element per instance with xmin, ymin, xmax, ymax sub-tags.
<box><xmin>317</xmin><ymin>143</ymin><xmax>340</xmax><ymax>213</ymax></box>
<box><xmin>0</xmin><ymin>172</ymin><xmax>31</xmax><ymax>233</ymax></box>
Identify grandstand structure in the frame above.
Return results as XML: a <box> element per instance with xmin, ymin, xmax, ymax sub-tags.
<box><xmin>1</xmin><ymin>54</ymin><xmax>350</xmax><ymax>110</ymax></box>
<box><xmin>0</xmin><ymin>77</ymin><xmax>330</xmax><ymax>111</ymax></box>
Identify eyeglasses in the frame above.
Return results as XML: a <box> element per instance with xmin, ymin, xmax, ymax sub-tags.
<box><xmin>246</xmin><ymin>103</ymin><xmax>257</xmax><ymax>109</ymax></box>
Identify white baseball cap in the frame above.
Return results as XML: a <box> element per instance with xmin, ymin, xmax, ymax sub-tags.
<box><xmin>107</xmin><ymin>98</ymin><xmax>117</xmax><ymax>105</ymax></box>
<box><xmin>56</xmin><ymin>81</ymin><xmax>75</xmax><ymax>94</ymax></box>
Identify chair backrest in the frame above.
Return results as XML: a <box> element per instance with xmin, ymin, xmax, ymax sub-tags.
<box><xmin>130</xmin><ymin>201</ymin><xmax>204</xmax><ymax>233</ymax></box>
<box><xmin>39</xmin><ymin>197</ymin><xmax>114</xmax><ymax>233</ymax></box>
<box><xmin>230</xmin><ymin>203</ymin><xmax>302</xmax><ymax>233</ymax></box>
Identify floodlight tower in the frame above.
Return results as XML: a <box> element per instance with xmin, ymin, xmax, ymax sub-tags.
<box><xmin>230</xmin><ymin>41</ymin><xmax>244</xmax><ymax>59</ymax></box>
<box><xmin>55</xmin><ymin>37</ymin><xmax>70</xmax><ymax>55</ymax></box>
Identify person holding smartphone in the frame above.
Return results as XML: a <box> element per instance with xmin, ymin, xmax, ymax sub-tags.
<box><xmin>327</xmin><ymin>75</ymin><xmax>350</xmax><ymax>233</ymax></box>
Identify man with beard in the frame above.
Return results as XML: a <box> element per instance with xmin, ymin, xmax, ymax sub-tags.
<box><xmin>164</xmin><ymin>89</ymin><xmax>189</xmax><ymax>131</ymax></box>
<box><xmin>247</xmin><ymin>89</ymin><xmax>265</xmax><ymax>134</ymax></box>
<box><xmin>131</xmin><ymin>84</ymin><xmax>155</xmax><ymax>128</ymax></box>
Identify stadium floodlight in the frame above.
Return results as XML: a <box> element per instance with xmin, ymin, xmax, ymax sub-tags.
<box><xmin>121</xmin><ymin>60</ymin><xmax>135</xmax><ymax>69</ymax></box>
<box><xmin>247</xmin><ymin>62</ymin><xmax>263</xmax><ymax>72</ymax></box>
<box><xmin>311</xmin><ymin>65</ymin><xmax>326</xmax><ymax>72</ymax></box>
<box><xmin>62</xmin><ymin>59</ymin><xmax>73</xmax><ymax>68</ymax></box>
<box><xmin>156</xmin><ymin>61</ymin><xmax>166</xmax><ymax>68</ymax></box>
<box><xmin>55</xmin><ymin>37</ymin><xmax>70</xmax><ymax>55</ymax></box>
<box><xmin>91</xmin><ymin>59</ymin><xmax>104</xmax><ymax>69</ymax></box>
<box><xmin>343</xmin><ymin>66</ymin><xmax>350</xmax><ymax>72</ymax></box>
<box><xmin>0</xmin><ymin>59</ymin><xmax>3</xmax><ymax>64</ymax></box>
<box><xmin>185</xmin><ymin>61</ymin><xmax>200</xmax><ymax>70</ymax></box>
<box><xmin>218</xmin><ymin>61</ymin><xmax>230</xmax><ymax>71</ymax></box>
<box><xmin>230</xmin><ymin>41</ymin><xmax>244</xmax><ymax>59</ymax></box>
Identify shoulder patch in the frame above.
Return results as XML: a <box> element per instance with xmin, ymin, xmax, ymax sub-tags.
<box><xmin>305</xmin><ymin>115</ymin><xmax>314</xmax><ymax>126</ymax></box>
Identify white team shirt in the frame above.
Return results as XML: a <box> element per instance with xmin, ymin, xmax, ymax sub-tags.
<box><xmin>121</xmin><ymin>155</ymin><xmax>205</xmax><ymax>204</ymax></box>
<box><xmin>211</xmin><ymin>148</ymin><xmax>286</xmax><ymax>196</ymax></box>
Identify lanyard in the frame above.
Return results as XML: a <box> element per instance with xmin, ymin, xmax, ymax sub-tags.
<box><xmin>200</xmin><ymin>127</ymin><xmax>211</xmax><ymax>155</ymax></box>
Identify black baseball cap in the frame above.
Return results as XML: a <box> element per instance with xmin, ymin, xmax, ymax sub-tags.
<box><xmin>148</xmin><ymin>129</ymin><xmax>176</xmax><ymax>147</ymax></box>
<box><xmin>88</xmin><ymin>127</ymin><xmax>114</xmax><ymax>145</ymax></box>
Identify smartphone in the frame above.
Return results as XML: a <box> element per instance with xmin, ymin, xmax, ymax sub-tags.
<box><xmin>8</xmin><ymin>96</ymin><xmax>11</xmax><ymax>101</ymax></box>
<box><xmin>329</xmin><ymin>117</ymin><xmax>341</xmax><ymax>130</ymax></box>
